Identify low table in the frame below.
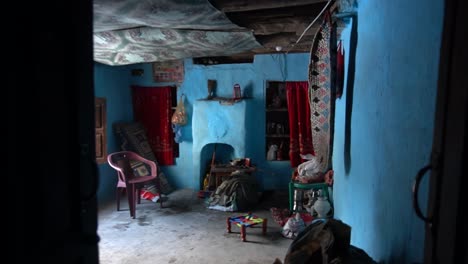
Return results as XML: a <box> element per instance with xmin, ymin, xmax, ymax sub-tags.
<box><xmin>226</xmin><ymin>213</ymin><xmax>267</xmax><ymax>242</ymax></box>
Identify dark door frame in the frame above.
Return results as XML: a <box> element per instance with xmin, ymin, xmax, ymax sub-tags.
<box><xmin>421</xmin><ymin>0</ymin><xmax>468</xmax><ymax>263</ymax></box>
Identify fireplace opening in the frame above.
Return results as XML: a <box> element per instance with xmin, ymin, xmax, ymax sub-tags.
<box><xmin>200</xmin><ymin>143</ymin><xmax>234</xmax><ymax>189</ymax></box>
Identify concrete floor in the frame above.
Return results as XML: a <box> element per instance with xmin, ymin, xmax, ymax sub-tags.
<box><xmin>98</xmin><ymin>189</ymin><xmax>292</xmax><ymax>264</ymax></box>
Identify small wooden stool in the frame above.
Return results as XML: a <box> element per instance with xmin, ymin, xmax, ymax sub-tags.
<box><xmin>226</xmin><ymin>213</ymin><xmax>267</xmax><ymax>242</ymax></box>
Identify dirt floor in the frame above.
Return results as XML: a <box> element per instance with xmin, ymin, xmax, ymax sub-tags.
<box><xmin>98</xmin><ymin>188</ymin><xmax>292</xmax><ymax>264</ymax></box>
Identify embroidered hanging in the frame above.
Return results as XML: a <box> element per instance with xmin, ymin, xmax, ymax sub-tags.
<box><xmin>308</xmin><ymin>13</ymin><xmax>333</xmax><ymax>172</ymax></box>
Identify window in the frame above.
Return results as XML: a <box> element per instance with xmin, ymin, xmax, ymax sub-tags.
<box><xmin>95</xmin><ymin>97</ymin><xmax>107</xmax><ymax>164</ymax></box>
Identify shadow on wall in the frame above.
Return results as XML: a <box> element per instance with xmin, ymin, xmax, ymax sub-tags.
<box><xmin>178</xmin><ymin>93</ymin><xmax>193</xmax><ymax>142</ymax></box>
<box><xmin>243</xmin><ymin>81</ymin><xmax>254</xmax><ymax>98</ymax></box>
<box><xmin>384</xmin><ymin>247</ymin><xmax>408</xmax><ymax>264</ymax></box>
<box><xmin>344</xmin><ymin>14</ymin><xmax>358</xmax><ymax>175</ymax></box>
<box><xmin>244</xmin><ymin>80</ymin><xmax>263</xmax><ymax>159</ymax></box>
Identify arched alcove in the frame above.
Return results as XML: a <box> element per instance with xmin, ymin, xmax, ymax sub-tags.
<box><xmin>199</xmin><ymin>143</ymin><xmax>235</xmax><ymax>189</ymax></box>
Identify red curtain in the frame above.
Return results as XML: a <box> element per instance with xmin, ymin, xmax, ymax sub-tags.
<box><xmin>336</xmin><ymin>40</ymin><xmax>345</xmax><ymax>99</ymax></box>
<box><xmin>286</xmin><ymin>82</ymin><xmax>314</xmax><ymax>167</ymax></box>
<box><xmin>132</xmin><ymin>85</ymin><xmax>174</xmax><ymax>165</ymax></box>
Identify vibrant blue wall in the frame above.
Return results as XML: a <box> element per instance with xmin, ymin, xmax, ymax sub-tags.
<box><xmin>332</xmin><ymin>0</ymin><xmax>443</xmax><ymax>263</ymax></box>
<box><xmin>94</xmin><ymin>1</ymin><xmax>443</xmax><ymax>260</ymax></box>
<box><xmin>123</xmin><ymin>54</ymin><xmax>309</xmax><ymax>190</ymax></box>
<box><xmin>94</xmin><ymin>63</ymin><xmax>133</xmax><ymax>204</ymax></box>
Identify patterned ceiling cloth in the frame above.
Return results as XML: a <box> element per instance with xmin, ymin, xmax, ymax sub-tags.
<box><xmin>308</xmin><ymin>14</ymin><xmax>334</xmax><ymax>172</ymax></box>
<box><xmin>94</xmin><ymin>28</ymin><xmax>261</xmax><ymax>65</ymax></box>
<box><xmin>93</xmin><ymin>0</ymin><xmax>262</xmax><ymax>65</ymax></box>
<box><xmin>93</xmin><ymin>0</ymin><xmax>242</xmax><ymax>32</ymax></box>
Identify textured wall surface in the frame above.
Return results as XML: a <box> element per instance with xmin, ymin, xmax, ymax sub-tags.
<box><xmin>119</xmin><ymin>54</ymin><xmax>310</xmax><ymax>190</ymax></box>
<box><xmin>332</xmin><ymin>0</ymin><xmax>443</xmax><ymax>262</ymax></box>
<box><xmin>94</xmin><ymin>63</ymin><xmax>133</xmax><ymax>204</ymax></box>
<box><xmin>94</xmin><ymin>54</ymin><xmax>310</xmax><ymax>199</ymax></box>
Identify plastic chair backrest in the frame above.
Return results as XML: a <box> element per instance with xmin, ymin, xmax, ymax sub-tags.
<box><xmin>107</xmin><ymin>151</ymin><xmax>134</xmax><ymax>185</ymax></box>
<box><xmin>116</xmin><ymin>158</ymin><xmax>136</xmax><ymax>182</ymax></box>
<box><xmin>107</xmin><ymin>151</ymin><xmax>157</xmax><ymax>179</ymax></box>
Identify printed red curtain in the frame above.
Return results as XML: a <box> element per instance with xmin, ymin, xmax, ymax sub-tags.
<box><xmin>286</xmin><ymin>81</ymin><xmax>314</xmax><ymax>167</ymax></box>
<box><xmin>132</xmin><ymin>85</ymin><xmax>174</xmax><ymax>165</ymax></box>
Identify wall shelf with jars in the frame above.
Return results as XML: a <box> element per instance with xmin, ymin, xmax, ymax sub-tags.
<box><xmin>265</xmin><ymin>81</ymin><xmax>289</xmax><ymax>161</ymax></box>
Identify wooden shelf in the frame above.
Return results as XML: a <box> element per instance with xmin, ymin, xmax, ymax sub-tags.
<box><xmin>266</xmin><ymin>81</ymin><xmax>289</xmax><ymax>161</ymax></box>
<box><xmin>197</xmin><ymin>96</ymin><xmax>251</xmax><ymax>105</ymax></box>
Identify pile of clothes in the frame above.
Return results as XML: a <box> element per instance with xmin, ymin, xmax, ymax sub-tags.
<box><xmin>207</xmin><ymin>171</ymin><xmax>258</xmax><ymax>212</ymax></box>
<box><xmin>274</xmin><ymin>219</ymin><xmax>377</xmax><ymax>264</ymax></box>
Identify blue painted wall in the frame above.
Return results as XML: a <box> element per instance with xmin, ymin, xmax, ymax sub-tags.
<box><xmin>94</xmin><ymin>63</ymin><xmax>133</xmax><ymax>204</ymax></box>
<box><xmin>192</xmin><ymin>99</ymin><xmax>248</xmax><ymax>189</ymax></box>
<box><xmin>332</xmin><ymin>0</ymin><xmax>443</xmax><ymax>262</ymax></box>
<box><xmin>123</xmin><ymin>54</ymin><xmax>309</xmax><ymax>191</ymax></box>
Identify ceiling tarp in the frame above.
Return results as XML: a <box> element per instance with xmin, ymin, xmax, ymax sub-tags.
<box><xmin>93</xmin><ymin>0</ymin><xmax>261</xmax><ymax>65</ymax></box>
<box><xmin>94</xmin><ymin>28</ymin><xmax>261</xmax><ymax>65</ymax></box>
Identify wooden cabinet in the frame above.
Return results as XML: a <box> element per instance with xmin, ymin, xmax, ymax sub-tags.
<box><xmin>265</xmin><ymin>81</ymin><xmax>289</xmax><ymax>161</ymax></box>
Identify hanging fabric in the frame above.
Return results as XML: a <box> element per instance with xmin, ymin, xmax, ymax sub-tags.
<box><xmin>171</xmin><ymin>94</ymin><xmax>186</xmax><ymax>143</ymax></box>
<box><xmin>308</xmin><ymin>12</ymin><xmax>333</xmax><ymax>172</ymax></box>
<box><xmin>132</xmin><ymin>85</ymin><xmax>174</xmax><ymax>165</ymax></box>
<box><xmin>286</xmin><ymin>81</ymin><xmax>314</xmax><ymax>167</ymax></box>
<box><xmin>171</xmin><ymin>94</ymin><xmax>187</xmax><ymax>126</ymax></box>
<box><xmin>336</xmin><ymin>40</ymin><xmax>345</xmax><ymax>99</ymax></box>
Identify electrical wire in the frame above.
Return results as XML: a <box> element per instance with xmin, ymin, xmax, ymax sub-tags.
<box><xmin>285</xmin><ymin>0</ymin><xmax>333</xmax><ymax>54</ymax></box>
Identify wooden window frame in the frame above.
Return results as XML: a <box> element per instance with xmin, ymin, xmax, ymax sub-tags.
<box><xmin>95</xmin><ymin>97</ymin><xmax>107</xmax><ymax>164</ymax></box>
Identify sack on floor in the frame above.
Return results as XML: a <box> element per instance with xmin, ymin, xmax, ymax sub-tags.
<box><xmin>207</xmin><ymin>171</ymin><xmax>258</xmax><ymax>211</ymax></box>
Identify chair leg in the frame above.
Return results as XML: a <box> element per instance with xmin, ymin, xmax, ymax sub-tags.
<box><xmin>127</xmin><ymin>184</ymin><xmax>135</xmax><ymax>218</ymax></box>
<box><xmin>226</xmin><ymin>217</ymin><xmax>232</xmax><ymax>233</ymax></box>
<box><xmin>156</xmin><ymin>177</ymin><xmax>164</xmax><ymax>208</ymax></box>
<box><xmin>262</xmin><ymin>219</ymin><xmax>268</xmax><ymax>235</ymax></box>
<box><xmin>137</xmin><ymin>188</ymin><xmax>141</xmax><ymax>204</ymax></box>
<box><xmin>132</xmin><ymin>185</ymin><xmax>137</xmax><ymax>218</ymax></box>
<box><xmin>241</xmin><ymin>225</ymin><xmax>246</xmax><ymax>242</ymax></box>
<box><xmin>116</xmin><ymin>188</ymin><xmax>122</xmax><ymax>211</ymax></box>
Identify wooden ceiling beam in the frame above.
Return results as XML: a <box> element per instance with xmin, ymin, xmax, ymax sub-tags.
<box><xmin>225</xmin><ymin>3</ymin><xmax>326</xmax><ymax>21</ymax></box>
<box><xmin>224</xmin><ymin>3</ymin><xmax>325</xmax><ymax>35</ymax></box>
<box><xmin>255</xmin><ymin>33</ymin><xmax>314</xmax><ymax>50</ymax></box>
<box><xmin>239</xmin><ymin>16</ymin><xmax>320</xmax><ymax>35</ymax></box>
<box><xmin>209</xmin><ymin>0</ymin><xmax>328</xmax><ymax>13</ymax></box>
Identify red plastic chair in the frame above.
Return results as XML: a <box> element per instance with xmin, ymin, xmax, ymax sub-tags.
<box><xmin>107</xmin><ymin>151</ymin><xmax>163</xmax><ymax>218</ymax></box>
